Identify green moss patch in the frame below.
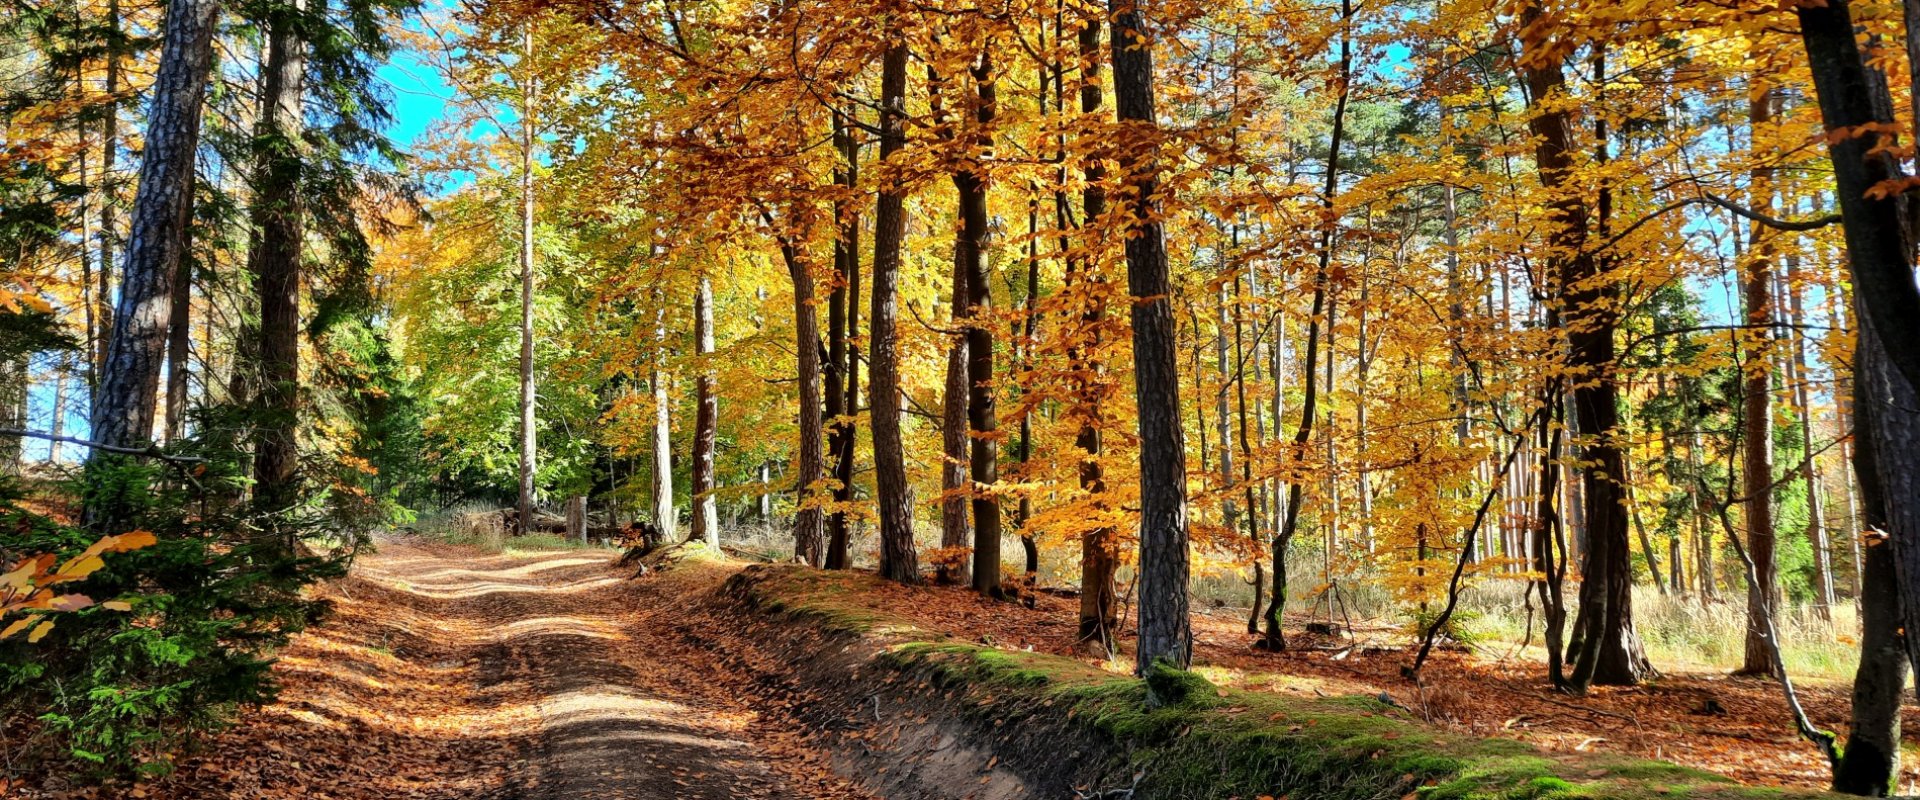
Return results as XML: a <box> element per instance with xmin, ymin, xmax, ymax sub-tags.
<box><xmin>724</xmin><ymin>566</ymin><xmax>1833</xmax><ymax>800</ymax></box>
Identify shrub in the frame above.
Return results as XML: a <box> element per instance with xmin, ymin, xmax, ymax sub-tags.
<box><xmin>0</xmin><ymin>450</ymin><xmax>348</xmax><ymax>777</ymax></box>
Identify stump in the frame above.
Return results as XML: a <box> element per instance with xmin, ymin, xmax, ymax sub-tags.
<box><xmin>565</xmin><ymin>496</ymin><xmax>588</xmax><ymax>543</ymax></box>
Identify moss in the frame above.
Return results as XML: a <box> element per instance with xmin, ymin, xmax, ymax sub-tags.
<box><xmin>728</xmin><ymin>568</ymin><xmax>1837</xmax><ymax>800</ymax></box>
<box><xmin>1144</xmin><ymin>660</ymin><xmax>1218</xmax><ymax>707</ymax></box>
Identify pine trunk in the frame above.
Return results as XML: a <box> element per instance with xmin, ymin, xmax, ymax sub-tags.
<box><xmin>250</xmin><ymin>0</ymin><xmax>308</xmax><ymax>514</ymax></box>
<box><xmin>93</xmin><ymin>0</ymin><xmax>122</xmax><ymax>388</ymax></box>
<box><xmin>1110</xmin><ymin>0</ymin><xmax>1191</xmax><ymax>675</ymax></box>
<box><xmin>89</xmin><ymin>0</ymin><xmax>219</xmax><ymax>460</ymax></box>
<box><xmin>0</xmin><ymin>359</ymin><xmax>24</xmax><ymax>473</ymax></box>
<box><xmin>1737</xmin><ymin>84</ymin><xmax>1781</xmax><ymax>677</ymax></box>
<box><xmin>164</xmin><ymin>256</ymin><xmax>190</xmax><ymax>442</ymax></box>
<box><xmin>1785</xmin><ymin>253</ymin><xmax>1835</xmax><ymax>616</ymax></box>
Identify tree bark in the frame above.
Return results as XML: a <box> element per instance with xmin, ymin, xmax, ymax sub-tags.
<box><xmin>89</xmin><ymin>0</ymin><xmax>220</xmax><ymax>460</ymax></box>
<box><xmin>826</xmin><ymin>110</ymin><xmax>861</xmax><ymax>570</ymax></box>
<box><xmin>0</xmin><ymin>359</ymin><xmax>24</xmax><ymax>473</ymax></box>
<box><xmin>870</xmin><ymin>41</ymin><xmax>919</xmax><ymax>583</ymax></box>
<box><xmin>1739</xmin><ymin>84</ymin><xmax>1780</xmax><ymax>677</ymax></box>
<box><xmin>1261</xmin><ymin>0</ymin><xmax>1350</xmax><ymax>653</ymax></box>
<box><xmin>48</xmin><ymin>359</ymin><xmax>68</xmax><ymax>463</ymax></box>
<box><xmin>93</xmin><ymin>0</ymin><xmax>122</xmax><ymax>389</ymax></box>
<box><xmin>516</xmin><ymin>24</ymin><xmax>538</xmax><ymax>535</ymax></box>
<box><xmin>940</xmin><ymin>230</ymin><xmax>972</xmax><ymax>582</ymax></box>
<box><xmin>1110</xmin><ymin>0</ymin><xmax>1191</xmax><ymax>675</ymax></box>
<box><xmin>1796</xmin><ymin>0</ymin><xmax>1920</xmax><ymax>685</ymax></box>
<box><xmin>692</xmin><ymin>274</ymin><xmax>720</xmax><ymax>548</ymax></box>
<box><xmin>779</xmin><ymin>236</ymin><xmax>825</xmax><ymax>565</ymax></box>
<box><xmin>1073</xmin><ymin>16</ymin><xmax>1117</xmax><ymax>651</ymax></box>
<box><xmin>1521</xmin><ymin>11</ymin><xmax>1648</xmax><ymax>691</ymax></box>
<box><xmin>164</xmin><ymin>255</ymin><xmax>190</xmax><ymax>442</ymax></box>
<box><xmin>1833</xmin><ymin>319</ymin><xmax>1911</xmax><ymax>795</ymax></box>
<box><xmin>250</xmin><ymin>0</ymin><xmax>308</xmax><ymax>515</ymax></box>
<box><xmin>652</xmin><ymin>301</ymin><xmax>677</xmax><ymax>543</ymax></box>
<box><xmin>961</xmin><ymin>52</ymin><xmax>1002</xmax><ymax>598</ymax></box>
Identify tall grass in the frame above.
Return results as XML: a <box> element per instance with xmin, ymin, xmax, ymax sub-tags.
<box><xmin>1184</xmin><ymin>557</ymin><xmax>1863</xmax><ymax>683</ymax></box>
<box><xmin>1461</xmin><ymin>582</ymin><xmax>1861</xmax><ymax>682</ymax></box>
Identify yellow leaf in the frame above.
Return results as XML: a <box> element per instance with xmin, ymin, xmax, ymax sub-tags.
<box><xmin>101</xmin><ymin>600</ymin><xmax>133</xmax><ymax>611</ymax></box>
<box><xmin>0</xmin><ymin>617</ymin><xmax>32</xmax><ymax>640</ymax></box>
<box><xmin>26</xmin><ymin>619</ymin><xmax>54</xmax><ymax>643</ymax></box>
<box><xmin>51</xmin><ymin>554</ymin><xmax>105</xmax><ymax>582</ymax></box>
<box><xmin>106</xmin><ymin>531</ymin><xmax>158</xmax><ymax>552</ymax></box>
<box><xmin>0</xmin><ymin>563</ymin><xmax>34</xmax><ymax>593</ymax></box>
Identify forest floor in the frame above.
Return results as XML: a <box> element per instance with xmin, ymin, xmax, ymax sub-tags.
<box><xmin>50</xmin><ymin>537</ymin><xmax>1915</xmax><ymax>799</ymax></box>
<box><xmin>830</xmin><ymin>578</ymin><xmax>1920</xmax><ymax>792</ymax></box>
<box><xmin>107</xmin><ymin>537</ymin><xmax>871</xmax><ymax>800</ymax></box>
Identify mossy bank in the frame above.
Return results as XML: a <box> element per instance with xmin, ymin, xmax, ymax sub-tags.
<box><xmin>717</xmin><ymin>564</ymin><xmax>1835</xmax><ymax>800</ymax></box>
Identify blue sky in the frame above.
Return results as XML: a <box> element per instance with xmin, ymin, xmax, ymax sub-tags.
<box><xmin>380</xmin><ymin>52</ymin><xmax>454</xmax><ymax>158</ymax></box>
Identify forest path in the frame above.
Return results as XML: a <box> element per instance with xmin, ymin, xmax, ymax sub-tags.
<box><xmin>357</xmin><ymin>538</ymin><xmax>800</xmax><ymax>799</ymax></box>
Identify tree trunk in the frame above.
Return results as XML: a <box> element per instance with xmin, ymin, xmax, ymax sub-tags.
<box><xmin>692</xmin><ymin>274</ymin><xmax>720</xmax><ymax>548</ymax></box>
<box><xmin>652</xmin><ymin>302</ymin><xmax>677</xmax><ymax>543</ymax></box>
<box><xmin>826</xmin><ymin>110</ymin><xmax>861</xmax><ymax>570</ymax></box>
<box><xmin>164</xmin><ymin>255</ymin><xmax>190</xmax><ymax>442</ymax></box>
<box><xmin>1073</xmin><ymin>16</ymin><xmax>1117</xmax><ymax>651</ymax></box>
<box><xmin>1796</xmin><ymin>0</ymin><xmax>1920</xmax><ymax>684</ymax></box>
<box><xmin>1521</xmin><ymin>11</ymin><xmax>1648</xmax><ymax>691</ymax></box>
<box><xmin>1215</xmin><ymin>265</ymin><xmax>1237</xmax><ymax>552</ymax></box>
<box><xmin>48</xmin><ymin>359</ymin><xmax>67</xmax><ymax>463</ymax></box>
<box><xmin>961</xmin><ymin>52</ymin><xmax>1002</xmax><ymax>598</ymax></box>
<box><xmin>566</xmin><ymin>495</ymin><xmax>588</xmax><ymax>543</ymax></box>
<box><xmin>940</xmin><ymin>240</ymin><xmax>971</xmax><ymax>582</ymax></box>
<box><xmin>779</xmin><ymin>237</ymin><xmax>825</xmax><ymax>565</ymax></box>
<box><xmin>89</xmin><ymin>0</ymin><xmax>219</xmax><ymax>469</ymax></box>
<box><xmin>870</xmin><ymin>41</ymin><xmax>919</xmax><ymax>583</ymax></box>
<box><xmin>1261</xmin><ymin>0</ymin><xmax>1351</xmax><ymax>652</ymax></box>
<box><xmin>1786</xmin><ymin>252</ymin><xmax>1835</xmax><ymax>617</ymax></box>
<box><xmin>515</xmin><ymin>25</ymin><xmax>538</xmax><ymax>535</ymax></box>
<box><xmin>93</xmin><ymin>0</ymin><xmax>122</xmax><ymax>389</ymax></box>
<box><xmin>758</xmin><ymin>461</ymin><xmax>773</xmax><ymax>522</ymax></box>
<box><xmin>0</xmin><ymin>359</ymin><xmax>24</xmax><ymax>473</ymax></box>
<box><xmin>250</xmin><ymin>0</ymin><xmax>308</xmax><ymax>515</ymax></box>
<box><xmin>1738</xmin><ymin>84</ymin><xmax>1781</xmax><ymax>678</ymax></box>
<box><xmin>1833</xmin><ymin>320</ymin><xmax>1911</xmax><ymax>795</ymax></box>
<box><xmin>1534</xmin><ymin>375</ymin><xmax>1570</xmax><ymax>687</ymax></box>
<box><xmin>1110</xmin><ymin>0</ymin><xmax>1191</xmax><ymax>675</ymax></box>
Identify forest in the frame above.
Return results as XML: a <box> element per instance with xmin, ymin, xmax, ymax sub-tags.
<box><xmin>7</xmin><ymin>0</ymin><xmax>1920</xmax><ymax>794</ymax></box>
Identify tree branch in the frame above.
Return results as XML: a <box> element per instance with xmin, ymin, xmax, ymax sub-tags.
<box><xmin>0</xmin><ymin>429</ymin><xmax>209</xmax><ymax>464</ymax></box>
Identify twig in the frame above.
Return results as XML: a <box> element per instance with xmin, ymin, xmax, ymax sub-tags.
<box><xmin>1529</xmin><ymin>692</ymin><xmax>1642</xmax><ymax>729</ymax></box>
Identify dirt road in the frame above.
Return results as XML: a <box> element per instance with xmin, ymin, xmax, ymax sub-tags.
<box><xmin>135</xmin><ymin>538</ymin><xmax>866</xmax><ymax>800</ymax></box>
